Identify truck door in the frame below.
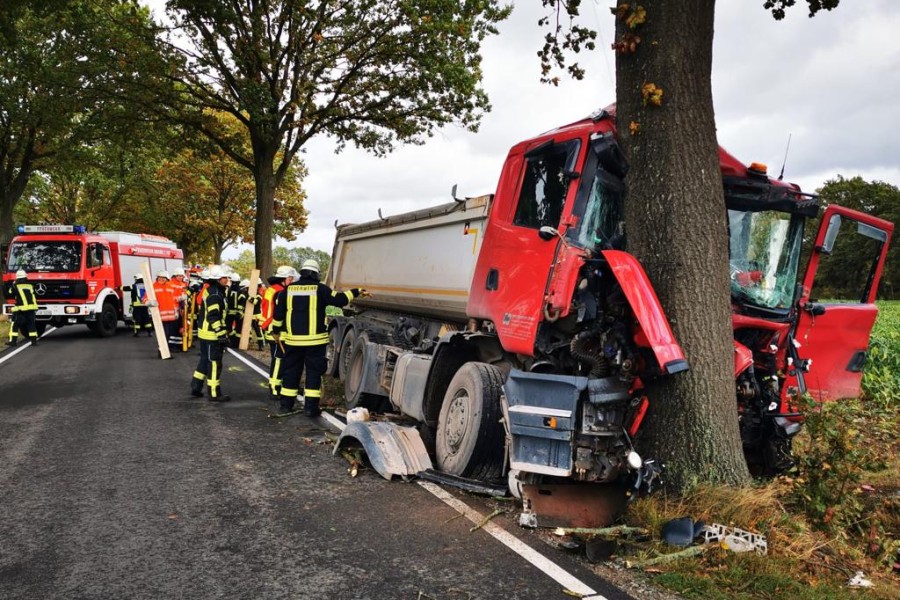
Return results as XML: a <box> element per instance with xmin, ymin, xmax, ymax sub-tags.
<box><xmin>795</xmin><ymin>205</ymin><xmax>894</xmax><ymax>401</ymax></box>
<box><xmin>468</xmin><ymin>136</ymin><xmax>583</xmax><ymax>355</ymax></box>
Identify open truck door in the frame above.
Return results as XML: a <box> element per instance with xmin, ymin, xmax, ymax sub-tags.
<box><xmin>795</xmin><ymin>205</ymin><xmax>894</xmax><ymax>401</ymax></box>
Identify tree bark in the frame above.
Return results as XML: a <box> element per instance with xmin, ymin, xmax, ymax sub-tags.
<box><xmin>253</xmin><ymin>151</ymin><xmax>277</xmax><ymax>279</ymax></box>
<box><xmin>614</xmin><ymin>0</ymin><xmax>750</xmax><ymax>488</ymax></box>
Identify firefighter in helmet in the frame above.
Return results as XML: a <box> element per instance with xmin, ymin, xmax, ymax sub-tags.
<box><xmin>259</xmin><ymin>265</ymin><xmax>296</xmax><ymax>408</ymax></box>
<box><xmin>5</xmin><ymin>270</ymin><xmax>39</xmax><ymax>347</ymax></box>
<box><xmin>127</xmin><ymin>272</ymin><xmax>153</xmax><ymax>336</ymax></box>
<box><xmin>190</xmin><ymin>266</ymin><xmax>232</xmax><ymax>402</ymax></box>
<box><xmin>271</xmin><ymin>259</ymin><xmax>365</xmax><ymax>416</ymax></box>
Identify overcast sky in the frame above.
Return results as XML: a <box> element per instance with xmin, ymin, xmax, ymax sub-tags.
<box><xmin>147</xmin><ymin>1</ymin><xmax>900</xmax><ymax>258</ymax></box>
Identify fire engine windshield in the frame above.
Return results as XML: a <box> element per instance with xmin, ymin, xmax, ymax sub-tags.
<box><xmin>6</xmin><ymin>241</ymin><xmax>82</xmax><ymax>273</ymax></box>
<box><xmin>728</xmin><ymin>209</ymin><xmax>803</xmax><ymax>309</ymax></box>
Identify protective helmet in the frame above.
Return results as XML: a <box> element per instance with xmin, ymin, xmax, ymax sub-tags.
<box><xmin>275</xmin><ymin>265</ymin><xmax>297</xmax><ymax>278</ymax></box>
<box><xmin>200</xmin><ymin>269</ymin><xmax>210</xmax><ymax>280</ymax></box>
<box><xmin>156</xmin><ymin>270</ymin><xmax>170</xmax><ymax>279</ymax></box>
<box><xmin>230</xmin><ymin>272</ymin><xmax>240</xmax><ymax>283</ymax></box>
<box><xmin>15</xmin><ymin>269</ymin><xmax>27</xmax><ymax>279</ymax></box>
<box><xmin>300</xmin><ymin>259</ymin><xmax>320</xmax><ymax>274</ymax></box>
<box><xmin>134</xmin><ymin>273</ymin><xmax>143</xmax><ymax>280</ymax></box>
<box><xmin>208</xmin><ymin>265</ymin><xmax>227</xmax><ymax>279</ymax></box>
<box><xmin>173</xmin><ymin>267</ymin><xmax>186</xmax><ymax>277</ymax></box>
<box><xmin>239</xmin><ymin>279</ymin><xmax>250</xmax><ymax>288</ymax></box>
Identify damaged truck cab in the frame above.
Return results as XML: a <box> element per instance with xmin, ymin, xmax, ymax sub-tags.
<box><xmin>328</xmin><ymin>107</ymin><xmax>893</xmax><ymax>497</ymax></box>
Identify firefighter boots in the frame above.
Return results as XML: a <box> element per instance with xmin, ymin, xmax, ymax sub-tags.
<box><xmin>5</xmin><ymin>340</ymin><xmax>16</xmax><ymax>347</ymax></box>
<box><xmin>304</xmin><ymin>398</ymin><xmax>321</xmax><ymax>418</ymax></box>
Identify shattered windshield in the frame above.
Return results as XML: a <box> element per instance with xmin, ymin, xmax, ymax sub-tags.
<box><xmin>728</xmin><ymin>210</ymin><xmax>803</xmax><ymax>309</ymax></box>
<box><xmin>569</xmin><ymin>166</ymin><xmax>625</xmax><ymax>251</ymax></box>
<box><xmin>7</xmin><ymin>241</ymin><xmax>82</xmax><ymax>273</ymax></box>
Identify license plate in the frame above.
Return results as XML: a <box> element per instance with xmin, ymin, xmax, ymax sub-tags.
<box><xmin>36</xmin><ymin>310</ymin><xmax>50</xmax><ymax>316</ymax></box>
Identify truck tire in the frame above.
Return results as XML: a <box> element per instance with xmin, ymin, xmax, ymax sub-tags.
<box><xmin>337</xmin><ymin>328</ymin><xmax>357</xmax><ymax>381</ymax></box>
<box><xmin>343</xmin><ymin>334</ymin><xmax>383</xmax><ymax>410</ymax></box>
<box><xmin>435</xmin><ymin>362</ymin><xmax>505</xmax><ymax>481</ymax></box>
<box><xmin>326</xmin><ymin>327</ymin><xmax>340</xmax><ymax>377</ymax></box>
<box><xmin>95</xmin><ymin>302</ymin><xmax>118</xmax><ymax>337</ymax></box>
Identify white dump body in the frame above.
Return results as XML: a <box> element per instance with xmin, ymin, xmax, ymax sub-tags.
<box><xmin>328</xmin><ymin>196</ymin><xmax>491</xmax><ymax>322</ymax></box>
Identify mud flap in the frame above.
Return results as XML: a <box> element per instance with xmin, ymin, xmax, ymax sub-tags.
<box><xmin>334</xmin><ymin>421</ymin><xmax>433</xmax><ymax>480</ymax></box>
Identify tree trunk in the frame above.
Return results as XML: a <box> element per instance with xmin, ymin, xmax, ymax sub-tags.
<box><xmin>0</xmin><ymin>191</ymin><xmax>15</xmax><ymax>247</ymax></box>
<box><xmin>614</xmin><ymin>0</ymin><xmax>750</xmax><ymax>488</ymax></box>
<box><xmin>253</xmin><ymin>153</ymin><xmax>276</xmax><ymax>279</ymax></box>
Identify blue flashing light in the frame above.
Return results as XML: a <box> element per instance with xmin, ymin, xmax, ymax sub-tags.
<box><xmin>74</xmin><ymin>225</ymin><xmax>86</xmax><ymax>234</ymax></box>
<box><xmin>16</xmin><ymin>225</ymin><xmax>25</xmax><ymax>234</ymax></box>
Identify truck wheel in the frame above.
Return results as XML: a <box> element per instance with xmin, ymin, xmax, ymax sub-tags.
<box><xmin>337</xmin><ymin>328</ymin><xmax>357</xmax><ymax>381</ymax></box>
<box><xmin>436</xmin><ymin>362</ymin><xmax>505</xmax><ymax>481</ymax></box>
<box><xmin>95</xmin><ymin>302</ymin><xmax>118</xmax><ymax>337</ymax></box>
<box><xmin>326</xmin><ymin>327</ymin><xmax>340</xmax><ymax>377</ymax></box>
<box><xmin>344</xmin><ymin>334</ymin><xmax>383</xmax><ymax>410</ymax></box>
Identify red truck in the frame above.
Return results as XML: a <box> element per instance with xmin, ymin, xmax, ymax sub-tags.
<box><xmin>325</xmin><ymin>107</ymin><xmax>893</xmax><ymax>508</ymax></box>
<box><xmin>3</xmin><ymin>225</ymin><xmax>184</xmax><ymax>337</ymax></box>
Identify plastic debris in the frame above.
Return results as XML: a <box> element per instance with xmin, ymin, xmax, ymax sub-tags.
<box><xmin>661</xmin><ymin>517</ymin><xmax>705</xmax><ymax>547</ymax></box>
<box><xmin>346</xmin><ymin>407</ymin><xmax>370</xmax><ymax>423</ymax></box>
<box><xmin>847</xmin><ymin>571</ymin><xmax>873</xmax><ymax>588</ymax></box>
<box><xmin>700</xmin><ymin>523</ymin><xmax>767</xmax><ymax>555</ymax></box>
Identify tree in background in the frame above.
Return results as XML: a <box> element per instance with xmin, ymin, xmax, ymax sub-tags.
<box><xmin>143</xmin><ymin>112</ymin><xmax>307</xmax><ymax>263</ymax></box>
<box><xmin>153</xmin><ymin>0</ymin><xmax>510</xmax><ymax>278</ymax></box>
<box><xmin>0</xmin><ymin>1</ymin><xmax>166</xmax><ymax>244</ymax></box>
<box><xmin>539</xmin><ymin>0</ymin><xmax>840</xmax><ymax>489</ymax></box>
<box><xmin>809</xmin><ymin>176</ymin><xmax>900</xmax><ymax>300</ymax></box>
<box><xmin>227</xmin><ymin>247</ymin><xmax>330</xmax><ymax>280</ymax></box>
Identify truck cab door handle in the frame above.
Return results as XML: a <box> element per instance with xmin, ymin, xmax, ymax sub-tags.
<box><xmin>486</xmin><ymin>269</ymin><xmax>499</xmax><ymax>291</ymax></box>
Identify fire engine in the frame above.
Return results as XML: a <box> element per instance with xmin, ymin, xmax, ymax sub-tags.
<box><xmin>3</xmin><ymin>225</ymin><xmax>184</xmax><ymax>336</ymax></box>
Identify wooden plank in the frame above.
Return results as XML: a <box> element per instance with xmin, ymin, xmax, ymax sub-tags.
<box><xmin>238</xmin><ymin>269</ymin><xmax>260</xmax><ymax>350</ymax></box>
<box><xmin>140</xmin><ymin>261</ymin><xmax>171</xmax><ymax>360</ymax></box>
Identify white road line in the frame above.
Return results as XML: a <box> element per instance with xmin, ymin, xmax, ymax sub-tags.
<box><xmin>227</xmin><ymin>347</ymin><xmax>270</xmax><ymax>378</ymax></box>
<box><xmin>418</xmin><ymin>481</ymin><xmax>605</xmax><ymax>599</ymax></box>
<box><xmin>0</xmin><ymin>327</ymin><xmax>56</xmax><ymax>366</ymax></box>
<box><xmin>231</xmin><ymin>347</ymin><xmax>607</xmax><ymax>600</ymax></box>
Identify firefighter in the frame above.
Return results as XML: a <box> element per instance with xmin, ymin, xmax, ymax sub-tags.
<box><xmin>249</xmin><ymin>280</ymin><xmax>266</xmax><ymax>351</ymax></box>
<box><xmin>5</xmin><ymin>270</ymin><xmax>39</xmax><ymax>347</ymax></box>
<box><xmin>190</xmin><ymin>266</ymin><xmax>232</xmax><ymax>402</ymax></box>
<box><xmin>153</xmin><ymin>270</ymin><xmax>180</xmax><ymax>346</ymax></box>
<box><xmin>169</xmin><ymin>267</ymin><xmax>189</xmax><ymax>347</ymax></box>
<box><xmin>226</xmin><ymin>272</ymin><xmax>242</xmax><ymax>347</ymax></box>
<box><xmin>271</xmin><ymin>259</ymin><xmax>364</xmax><ymax>416</ymax></box>
<box><xmin>128</xmin><ymin>273</ymin><xmax>153</xmax><ymax>337</ymax></box>
<box><xmin>259</xmin><ymin>266</ymin><xmax>296</xmax><ymax>406</ymax></box>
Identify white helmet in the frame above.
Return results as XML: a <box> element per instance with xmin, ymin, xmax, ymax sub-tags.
<box><xmin>300</xmin><ymin>259</ymin><xmax>320</xmax><ymax>274</ymax></box>
<box><xmin>134</xmin><ymin>272</ymin><xmax>143</xmax><ymax>280</ymax></box>
<box><xmin>15</xmin><ymin>269</ymin><xmax>27</xmax><ymax>279</ymax></box>
<box><xmin>275</xmin><ymin>265</ymin><xmax>297</xmax><ymax>278</ymax></box>
<box><xmin>173</xmin><ymin>267</ymin><xmax>186</xmax><ymax>277</ymax></box>
<box><xmin>208</xmin><ymin>265</ymin><xmax>227</xmax><ymax>279</ymax></box>
<box><xmin>240</xmin><ymin>279</ymin><xmax>250</xmax><ymax>288</ymax></box>
<box><xmin>156</xmin><ymin>270</ymin><xmax>170</xmax><ymax>279</ymax></box>
<box><xmin>230</xmin><ymin>272</ymin><xmax>240</xmax><ymax>282</ymax></box>
<box><xmin>200</xmin><ymin>269</ymin><xmax>210</xmax><ymax>280</ymax></box>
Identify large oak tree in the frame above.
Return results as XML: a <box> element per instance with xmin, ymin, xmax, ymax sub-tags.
<box><xmin>541</xmin><ymin>0</ymin><xmax>840</xmax><ymax>488</ymax></box>
<box><xmin>154</xmin><ymin>0</ymin><xmax>511</xmax><ymax>277</ymax></box>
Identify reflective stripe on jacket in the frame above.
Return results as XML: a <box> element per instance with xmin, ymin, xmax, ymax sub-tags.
<box><xmin>271</xmin><ymin>277</ymin><xmax>358</xmax><ymax>346</ymax></box>
<box><xmin>12</xmin><ymin>282</ymin><xmax>38</xmax><ymax>312</ymax></box>
<box><xmin>153</xmin><ymin>281</ymin><xmax>178</xmax><ymax>322</ymax></box>
<box><xmin>197</xmin><ymin>285</ymin><xmax>228</xmax><ymax>341</ymax></box>
<box><xmin>259</xmin><ymin>283</ymin><xmax>284</xmax><ymax>331</ymax></box>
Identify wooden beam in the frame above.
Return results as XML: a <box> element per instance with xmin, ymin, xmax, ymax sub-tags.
<box><xmin>140</xmin><ymin>261</ymin><xmax>171</xmax><ymax>359</ymax></box>
<box><xmin>238</xmin><ymin>269</ymin><xmax>260</xmax><ymax>350</ymax></box>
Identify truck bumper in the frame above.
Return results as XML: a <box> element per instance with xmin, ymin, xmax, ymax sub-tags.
<box><xmin>3</xmin><ymin>304</ymin><xmax>93</xmax><ymax>320</ymax></box>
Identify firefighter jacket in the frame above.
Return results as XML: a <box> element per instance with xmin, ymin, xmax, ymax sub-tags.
<box><xmin>259</xmin><ymin>281</ymin><xmax>285</xmax><ymax>332</ymax></box>
<box><xmin>197</xmin><ymin>282</ymin><xmax>228</xmax><ymax>342</ymax></box>
<box><xmin>8</xmin><ymin>281</ymin><xmax>38</xmax><ymax>312</ymax></box>
<box><xmin>152</xmin><ymin>280</ymin><xmax>178</xmax><ymax>322</ymax></box>
<box><xmin>127</xmin><ymin>280</ymin><xmax>149</xmax><ymax>307</ymax></box>
<box><xmin>271</xmin><ymin>276</ymin><xmax>360</xmax><ymax>346</ymax></box>
<box><xmin>227</xmin><ymin>283</ymin><xmax>242</xmax><ymax>318</ymax></box>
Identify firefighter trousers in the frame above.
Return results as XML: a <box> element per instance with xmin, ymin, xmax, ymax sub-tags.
<box><xmin>9</xmin><ymin>310</ymin><xmax>37</xmax><ymax>343</ymax></box>
<box><xmin>192</xmin><ymin>340</ymin><xmax>226</xmax><ymax>398</ymax></box>
<box><xmin>268</xmin><ymin>339</ymin><xmax>286</xmax><ymax>395</ymax></box>
<box><xmin>279</xmin><ymin>343</ymin><xmax>326</xmax><ymax>411</ymax></box>
<box><xmin>132</xmin><ymin>306</ymin><xmax>152</xmax><ymax>333</ymax></box>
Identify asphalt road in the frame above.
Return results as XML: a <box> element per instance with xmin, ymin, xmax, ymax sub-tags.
<box><xmin>0</xmin><ymin>325</ymin><xmax>632</xmax><ymax>600</ymax></box>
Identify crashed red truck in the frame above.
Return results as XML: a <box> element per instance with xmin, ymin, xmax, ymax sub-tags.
<box><xmin>3</xmin><ymin>226</ymin><xmax>185</xmax><ymax>336</ymax></box>
<box><xmin>325</xmin><ymin>107</ymin><xmax>892</xmax><ymax>521</ymax></box>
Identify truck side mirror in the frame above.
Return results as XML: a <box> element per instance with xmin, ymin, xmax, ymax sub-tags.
<box><xmin>818</xmin><ymin>214</ymin><xmax>841</xmax><ymax>254</ymax></box>
<box><xmin>539</xmin><ymin>226</ymin><xmax>560</xmax><ymax>241</ymax></box>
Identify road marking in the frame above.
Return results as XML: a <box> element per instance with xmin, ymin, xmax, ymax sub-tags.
<box><xmin>418</xmin><ymin>481</ymin><xmax>605</xmax><ymax>599</ymax></box>
<box><xmin>230</xmin><ymin>346</ymin><xmax>608</xmax><ymax>600</ymax></box>
<box><xmin>0</xmin><ymin>327</ymin><xmax>56</xmax><ymax>366</ymax></box>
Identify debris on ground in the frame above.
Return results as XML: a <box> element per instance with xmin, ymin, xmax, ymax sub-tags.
<box><xmin>847</xmin><ymin>571</ymin><xmax>873</xmax><ymax>588</ymax></box>
<box><xmin>699</xmin><ymin>523</ymin><xmax>767</xmax><ymax>555</ymax></box>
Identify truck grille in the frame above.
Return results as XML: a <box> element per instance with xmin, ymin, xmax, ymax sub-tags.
<box><xmin>31</xmin><ymin>280</ymin><xmax>89</xmax><ymax>300</ymax></box>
